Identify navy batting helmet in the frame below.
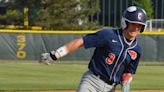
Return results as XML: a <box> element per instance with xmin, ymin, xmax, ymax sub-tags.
<box><xmin>121</xmin><ymin>6</ymin><xmax>147</xmax><ymax>33</ymax></box>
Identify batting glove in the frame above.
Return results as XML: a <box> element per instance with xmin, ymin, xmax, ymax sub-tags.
<box><xmin>39</xmin><ymin>52</ymin><xmax>57</xmax><ymax>65</ymax></box>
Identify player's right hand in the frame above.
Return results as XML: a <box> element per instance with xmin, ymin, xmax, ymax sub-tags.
<box><xmin>39</xmin><ymin>53</ymin><xmax>54</xmax><ymax>65</ymax></box>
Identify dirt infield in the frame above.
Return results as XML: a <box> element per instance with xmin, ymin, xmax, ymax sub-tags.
<box><xmin>38</xmin><ymin>90</ymin><xmax>164</xmax><ymax>92</ymax></box>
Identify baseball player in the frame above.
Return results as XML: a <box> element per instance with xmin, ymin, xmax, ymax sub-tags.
<box><xmin>39</xmin><ymin>6</ymin><xmax>147</xmax><ymax>92</ymax></box>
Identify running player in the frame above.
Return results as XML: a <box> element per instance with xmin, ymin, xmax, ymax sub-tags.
<box><xmin>39</xmin><ymin>6</ymin><xmax>147</xmax><ymax>92</ymax></box>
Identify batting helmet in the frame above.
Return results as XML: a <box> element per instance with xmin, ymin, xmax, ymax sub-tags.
<box><xmin>121</xmin><ymin>6</ymin><xmax>147</xmax><ymax>33</ymax></box>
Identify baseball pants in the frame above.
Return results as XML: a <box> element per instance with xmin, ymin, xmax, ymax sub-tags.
<box><xmin>77</xmin><ymin>70</ymin><xmax>115</xmax><ymax>92</ymax></box>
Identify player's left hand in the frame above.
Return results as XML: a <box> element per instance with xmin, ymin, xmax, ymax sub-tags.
<box><xmin>39</xmin><ymin>53</ymin><xmax>54</xmax><ymax>65</ymax></box>
<box><xmin>121</xmin><ymin>73</ymin><xmax>132</xmax><ymax>92</ymax></box>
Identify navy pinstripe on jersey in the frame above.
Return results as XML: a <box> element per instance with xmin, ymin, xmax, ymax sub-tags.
<box><xmin>83</xmin><ymin>28</ymin><xmax>141</xmax><ymax>84</ymax></box>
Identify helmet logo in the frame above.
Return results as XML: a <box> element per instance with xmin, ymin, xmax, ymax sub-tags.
<box><xmin>138</xmin><ymin>13</ymin><xmax>142</xmax><ymax>20</ymax></box>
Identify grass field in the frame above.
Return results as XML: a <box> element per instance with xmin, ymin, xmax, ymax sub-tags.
<box><xmin>0</xmin><ymin>61</ymin><xmax>163</xmax><ymax>91</ymax></box>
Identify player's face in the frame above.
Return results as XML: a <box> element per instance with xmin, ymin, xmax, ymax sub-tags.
<box><xmin>124</xmin><ymin>23</ymin><xmax>143</xmax><ymax>40</ymax></box>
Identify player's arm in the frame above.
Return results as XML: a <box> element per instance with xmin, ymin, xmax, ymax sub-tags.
<box><xmin>121</xmin><ymin>73</ymin><xmax>133</xmax><ymax>92</ymax></box>
<box><xmin>121</xmin><ymin>50</ymin><xmax>141</xmax><ymax>92</ymax></box>
<box><xmin>65</xmin><ymin>38</ymin><xmax>84</xmax><ymax>53</ymax></box>
<box><xmin>39</xmin><ymin>38</ymin><xmax>84</xmax><ymax>64</ymax></box>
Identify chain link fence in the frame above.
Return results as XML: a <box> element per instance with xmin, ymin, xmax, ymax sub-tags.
<box><xmin>91</xmin><ymin>0</ymin><xmax>164</xmax><ymax>28</ymax></box>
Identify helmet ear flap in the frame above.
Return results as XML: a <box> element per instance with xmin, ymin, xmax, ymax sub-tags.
<box><xmin>140</xmin><ymin>25</ymin><xmax>145</xmax><ymax>33</ymax></box>
<box><xmin>121</xmin><ymin>17</ymin><xmax>127</xmax><ymax>30</ymax></box>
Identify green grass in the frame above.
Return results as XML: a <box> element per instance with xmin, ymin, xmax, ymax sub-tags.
<box><xmin>131</xmin><ymin>66</ymin><xmax>164</xmax><ymax>90</ymax></box>
<box><xmin>0</xmin><ymin>62</ymin><xmax>87</xmax><ymax>90</ymax></box>
<box><xmin>0</xmin><ymin>61</ymin><xmax>163</xmax><ymax>91</ymax></box>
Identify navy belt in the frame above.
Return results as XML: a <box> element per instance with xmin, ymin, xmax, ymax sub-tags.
<box><xmin>91</xmin><ymin>71</ymin><xmax>117</xmax><ymax>86</ymax></box>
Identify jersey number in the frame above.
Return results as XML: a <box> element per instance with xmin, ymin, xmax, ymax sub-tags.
<box><xmin>105</xmin><ymin>53</ymin><xmax>115</xmax><ymax>65</ymax></box>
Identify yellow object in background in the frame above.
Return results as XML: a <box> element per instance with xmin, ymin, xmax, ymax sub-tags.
<box><xmin>24</xmin><ymin>7</ymin><xmax>29</xmax><ymax>26</ymax></box>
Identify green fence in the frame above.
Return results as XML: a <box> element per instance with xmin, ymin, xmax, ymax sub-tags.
<box><xmin>0</xmin><ymin>30</ymin><xmax>164</xmax><ymax>62</ymax></box>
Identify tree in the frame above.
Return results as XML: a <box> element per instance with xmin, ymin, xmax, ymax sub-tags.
<box><xmin>0</xmin><ymin>0</ymin><xmax>22</xmax><ymax>25</ymax></box>
<box><xmin>35</xmin><ymin>0</ymin><xmax>100</xmax><ymax>30</ymax></box>
<box><xmin>134</xmin><ymin>0</ymin><xmax>153</xmax><ymax>19</ymax></box>
<box><xmin>0</xmin><ymin>0</ymin><xmax>42</xmax><ymax>25</ymax></box>
<box><xmin>10</xmin><ymin>0</ymin><xmax>42</xmax><ymax>26</ymax></box>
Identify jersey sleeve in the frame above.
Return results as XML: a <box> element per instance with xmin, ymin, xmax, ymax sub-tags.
<box><xmin>83</xmin><ymin>29</ymin><xmax>109</xmax><ymax>49</ymax></box>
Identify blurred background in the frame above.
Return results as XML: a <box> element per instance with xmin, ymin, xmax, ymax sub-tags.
<box><xmin>0</xmin><ymin>0</ymin><xmax>164</xmax><ymax>62</ymax></box>
<box><xmin>0</xmin><ymin>0</ymin><xmax>163</xmax><ymax>30</ymax></box>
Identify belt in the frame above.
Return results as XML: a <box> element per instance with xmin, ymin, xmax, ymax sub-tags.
<box><xmin>92</xmin><ymin>71</ymin><xmax>117</xmax><ymax>86</ymax></box>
